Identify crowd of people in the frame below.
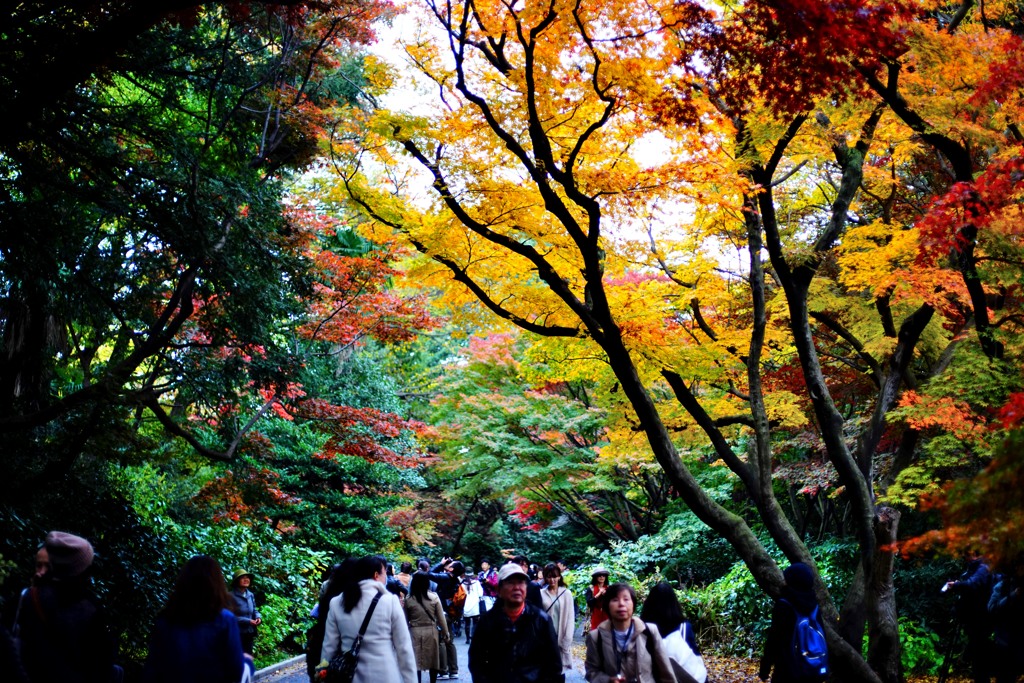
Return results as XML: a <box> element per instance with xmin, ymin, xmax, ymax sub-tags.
<box><xmin>3</xmin><ymin>532</ymin><xmax>1022</xmax><ymax>683</ymax></box>
<box><xmin>306</xmin><ymin>553</ymin><xmax>712</xmax><ymax>683</ymax></box>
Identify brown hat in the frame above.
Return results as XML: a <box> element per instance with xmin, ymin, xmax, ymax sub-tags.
<box><xmin>45</xmin><ymin>531</ymin><xmax>94</xmax><ymax>579</ymax></box>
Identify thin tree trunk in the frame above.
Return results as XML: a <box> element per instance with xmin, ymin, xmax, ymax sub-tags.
<box><xmin>867</xmin><ymin>507</ymin><xmax>902</xmax><ymax>683</ymax></box>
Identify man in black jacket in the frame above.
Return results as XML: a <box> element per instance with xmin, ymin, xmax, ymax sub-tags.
<box><xmin>469</xmin><ymin>563</ymin><xmax>564</xmax><ymax>683</ymax></box>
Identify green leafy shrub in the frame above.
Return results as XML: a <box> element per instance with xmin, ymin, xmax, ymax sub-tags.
<box><xmin>680</xmin><ymin>538</ymin><xmax>859</xmax><ymax>658</ymax></box>
<box><xmin>253</xmin><ymin>593</ymin><xmax>308</xmax><ymax>668</ymax></box>
<box><xmin>685</xmin><ymin>560</ymin><xmax>773</xmax><ymax>657</ymax></box>
<box><xmin>898</xmin><ymin>617</ymin><xmax>942</xmax><ymax>675</ymax></box>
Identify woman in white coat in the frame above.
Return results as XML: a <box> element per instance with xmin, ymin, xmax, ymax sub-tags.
<box><xmin>540</xmin><ymin>562</ymin><xmax>575</xmax><ymax>670</ymax></box>
<box><xmin>640</xmin><ymin>581</ymin><xmax>707</xmax><ymax>683</ymax></box>
<box><xmin>320</xmin><ymin>555</ymin><xmax>417</xmax><ymax>683</ymax></box>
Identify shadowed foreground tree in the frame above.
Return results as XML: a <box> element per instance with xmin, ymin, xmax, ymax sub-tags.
<box><xmin>0</xmin><ymin>1</ymin><xmax>393</xmax><ymax>490</ymax></box>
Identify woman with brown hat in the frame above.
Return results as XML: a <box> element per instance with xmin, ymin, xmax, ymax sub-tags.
<box><xmin>231</xmin><ymin>569</ymin><xmax>261</xmax><ymax>655</ymax></box>
<box><xmin>17</xmin><ymin>531</ymin><xmax>118</xmax><ymax>683</ymax></box>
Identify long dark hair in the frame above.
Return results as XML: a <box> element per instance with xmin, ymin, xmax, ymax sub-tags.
<box><xmin>162</xmin><ymin>555</ymin><xmax>232</xmax><ymax>625</ymax></box>
<box><xmin>639</xmin><ymin>581</ymin><xmax>683</xmax><ymax>637</ymax></box>
<box><xmin>342</xmin><ymin>555</ymin><xmax>386</xmax><ymax>613</ymax></box>
<box><xmin>410</xmin><ymin>571</ymin><xmax>432</xmax><ymax>611</ymax></box>
<box><xmin>318</xmin><ymin>559</ymin><xmax>355</xmax><ymax>624</ymax></box>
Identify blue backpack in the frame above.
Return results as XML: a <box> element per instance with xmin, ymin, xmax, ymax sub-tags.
<box><xmin>780</xmin><ymin>599</ymin><xmax>829</xmax><ymax>680</ymax></box>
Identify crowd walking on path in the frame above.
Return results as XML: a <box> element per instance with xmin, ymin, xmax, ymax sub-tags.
<box><xmin>4</xmin><ymin>530</ymin><xmax>1024</xmax><ymax>683</ymax></box>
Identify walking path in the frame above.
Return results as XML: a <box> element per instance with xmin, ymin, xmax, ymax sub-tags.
<box><xmin>256</xmin><ymin>633</ymin><xmax>587</xmax><ymax>683</ymax></box>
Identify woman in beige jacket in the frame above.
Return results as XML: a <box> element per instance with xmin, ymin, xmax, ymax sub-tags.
<box><xmin>584</xmin><ymin>583</ymin><xmax>676</xmax><ymax>683</ymax></box>
<box><xmin>404</xmin><ymin>573</ymin><xmax>449</xmax><ymax>683</ymax></box>
<box><xmin>540</xmin><ymin>562</ymin><xmax>575</xmax><ymax>670</ymax></box>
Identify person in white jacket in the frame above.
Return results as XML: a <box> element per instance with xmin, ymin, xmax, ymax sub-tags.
<box><xmin>540</xmin><ymin>562</ymin><xmax>575</xmax><ymax>671</ymax></box>
<box><xmin>639</xmin><ymin>581</ymin><xmax>707</xmax><ymax>683</ymax></box>
<box><xmin>320</xmin><ymin>555</ymin><xmax>417</xmax><ymax>683</ymax></box>
<box><xmin>460</xmin><ymin>572</ymin><xmax>485</xmax><ymax>644</ymax></box>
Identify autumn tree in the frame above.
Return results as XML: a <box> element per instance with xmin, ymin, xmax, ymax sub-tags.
<box><xmin>430</xmin><ymin>331</ymin><xmax>672</xmax><ymax>545</ymax></box>
<box><xmin>337</xmin><ymin>0</ymin><xmax>1024</xmax><ymax>681</ymax></box>
<box><xmin>183</xmin><ymin>204</ymin><xmax>438</xmax><ymax>553</ymax></box>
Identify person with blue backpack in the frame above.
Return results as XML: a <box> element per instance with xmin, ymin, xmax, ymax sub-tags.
<box><xmin>759</xmin><ymin>562</ymin><xmax>830</xmax><ymax>683</ymax></box>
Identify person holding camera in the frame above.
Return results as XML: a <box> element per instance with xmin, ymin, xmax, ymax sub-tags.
<box><xmin>945</xmin><ymin>554</ymin><xmax>995</xmax><ymax>683</ymax></box>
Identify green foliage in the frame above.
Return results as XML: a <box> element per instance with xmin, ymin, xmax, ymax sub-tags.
<box><xmin>257</xmin><ymin>417</ymin><xmax>420</xmax><ymax>557</ymax></box>
<box><xmin>678</xmin><ymin>537</ymin><xmax>859</xmax><ymax>657</ymax></box>
<box><xmin>893</xmin><ymin>554</ymin><xmax>960</xmax><ymax>628</ymax></box>
<box><xmin>686</xmin><ymin>560</ymin><xmax>775</xmax><ymax>657</ymax></box>
<box><xmin>897</xmin><ymin>617</ymin><xmax>942</xmax><ymax>675</ymax></box>
<box><xmin>0</xmin><ymin>554</ymin><xmax>16</xmax><ymax>588</ymax></box>
<box><xmin>430</xmin><ymin>331</ymin><xmax>671</xmax><ymax>544</ymax></box>
<box><xmin>809</xmin><ymin>538</ymin><xmax>859</xmax><ymax>599</ymax></box>
<box><xmin>885</xmin><ymin>351</ymin><xmax>1022</xmax><ymax>507</ymax></box>
<box><xmin>107</xmin><ymin>459</ymin><xmax>330</xmax><ymax>665</ymax></box>
<box><xmin>505</xmin><ymin>522</ymin><xmax>601</xmax><ymax>572</ymax></box>
<box><xmin>583</xmin><ymin>508</ymin><xmax>737</xmax><ymax>588</ymax></box>
<box><xmin>253</xmin><ymin>593</ymin><xmax>310</xmax><ymax>668</ymax></box>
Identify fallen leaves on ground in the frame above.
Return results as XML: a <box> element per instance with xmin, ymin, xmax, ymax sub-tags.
<box><xmin>571</xmin><ymin>642</ymin><xmax>972</xmax><ymax>683</ymax></box>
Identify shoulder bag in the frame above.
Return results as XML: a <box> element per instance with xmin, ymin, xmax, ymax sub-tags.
<box><xmin>325</xmin><ymin>593</ymin><xmax>382</xmax><ymax>683</ymax></box>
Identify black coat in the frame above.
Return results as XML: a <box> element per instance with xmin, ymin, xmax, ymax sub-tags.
<box><xmin>468</xmin><ymin>603</ymin><xmax>564</xmax><ymax>683</ymax></box>
<box><xmin>952</xmin><ymin>559</ymin><xmax>994</xmax><ymax>625</ymax></box>
<box><xmin>526</xmin><ymin>582</ymin><xmax>543</xmax><ymax>610</ymax></box>
<box><xmin>17</xmin><ymin>582</ymin><xmax>116</xmax><ymax>683</ymax></box>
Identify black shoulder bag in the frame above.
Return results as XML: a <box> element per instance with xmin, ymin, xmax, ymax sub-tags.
<box><xmin>326</xmin><ymin>592</ymin><xmax>382</xmax><ymax>683</ymax></box>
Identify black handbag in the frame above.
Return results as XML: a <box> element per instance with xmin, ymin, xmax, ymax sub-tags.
<box><xmin>325</xmin><ymin>592</ymin><xmax>382</xmax><ymax>683</ymax></box>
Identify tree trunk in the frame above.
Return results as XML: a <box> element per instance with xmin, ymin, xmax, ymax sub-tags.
<box><xmin>867</xmin><ymin>507</ymin><xmax>902</xmax><ymax>683</ymax></box>
<box><xmin>839</xmin><ymin>564</ymin><xmax>869</xmax><ymax>647</ymax></box>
